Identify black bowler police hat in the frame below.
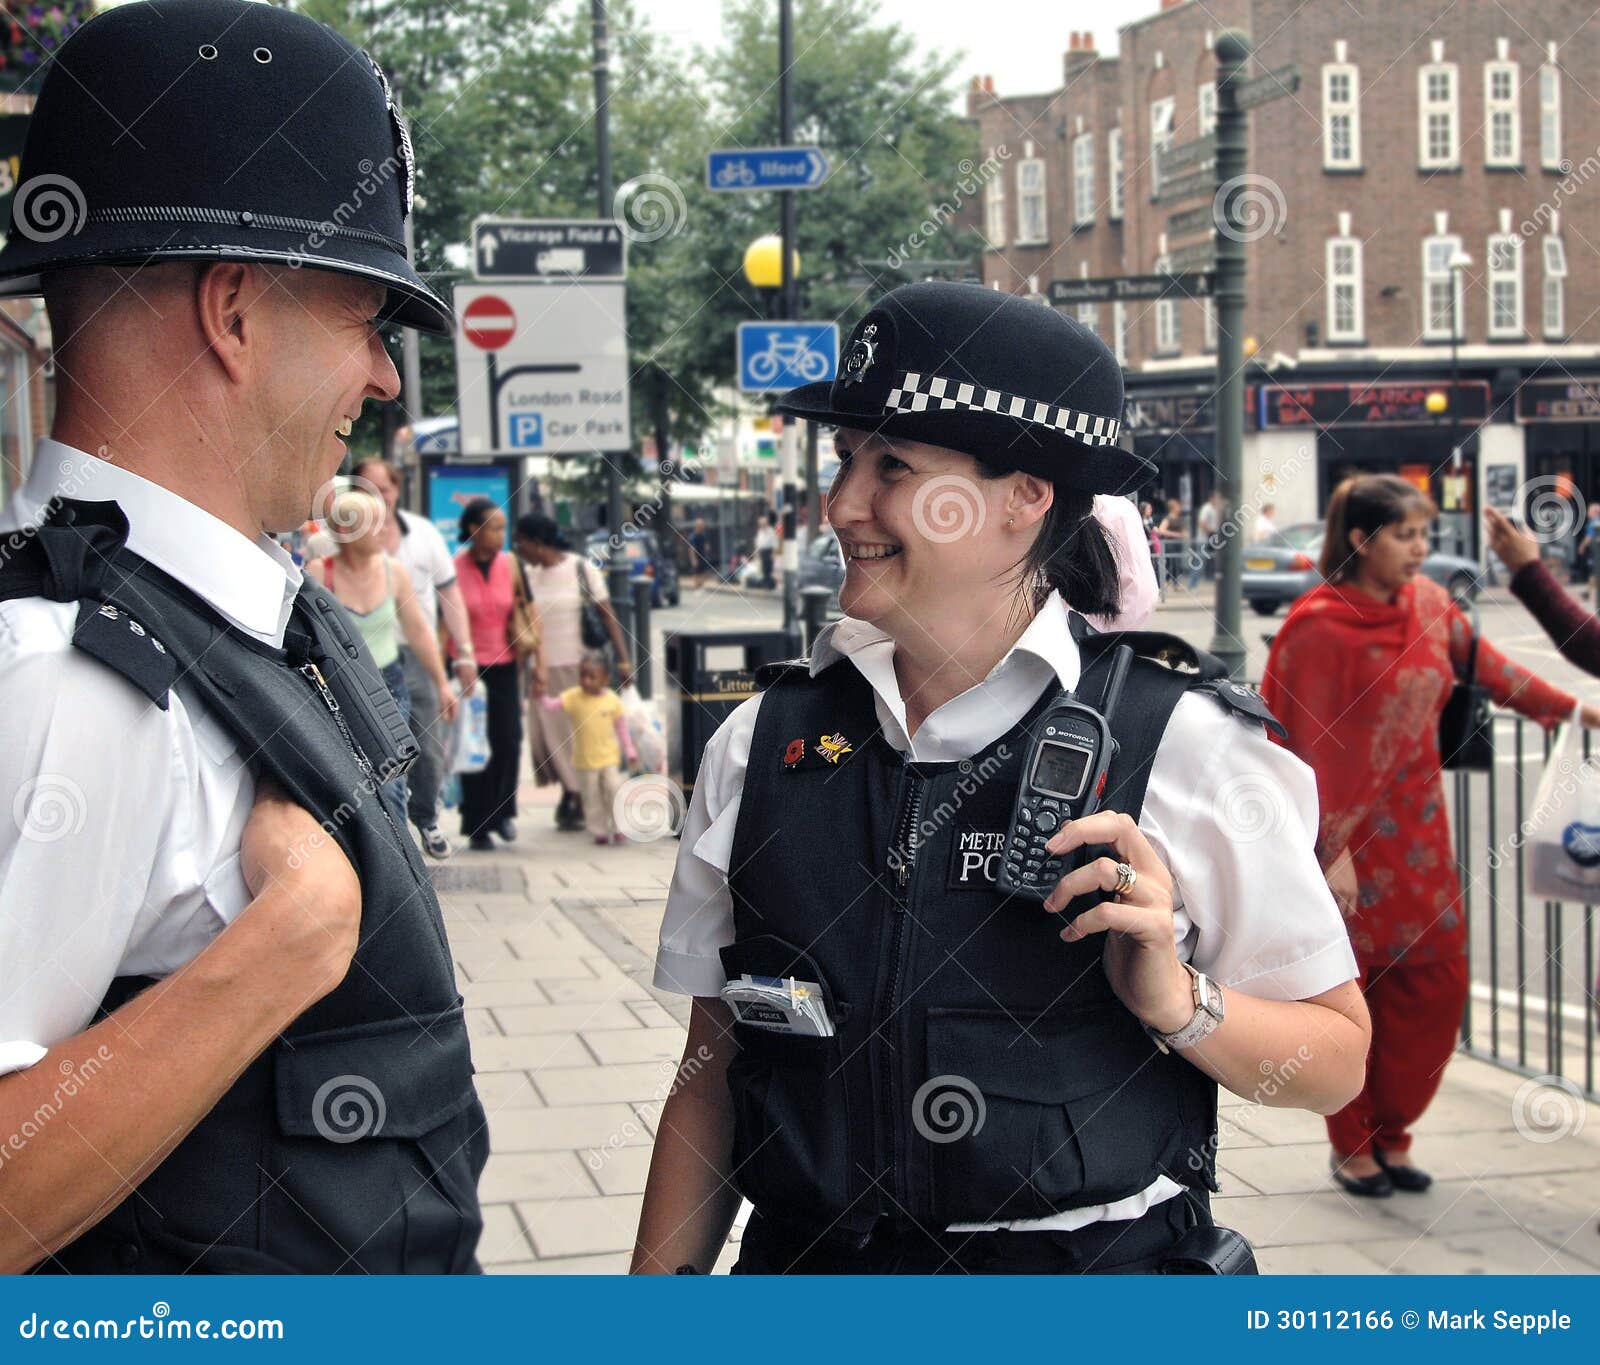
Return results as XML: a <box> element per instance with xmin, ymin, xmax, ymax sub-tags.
<box><xmin>777</xmin><ymin>282</ymin><xmax>1152</xmax><ymax>493</ymax></box>
<box><xmin>0</xmin><ymin>0</ymin><xmax>449</xmax><ymax>335</ymax></box>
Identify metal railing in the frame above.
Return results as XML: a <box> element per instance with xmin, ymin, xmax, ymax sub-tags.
<box><xmin>1449</xmin><ymin>715</ymin><xmax>1597</xmax><ymax>1101</ymax></box>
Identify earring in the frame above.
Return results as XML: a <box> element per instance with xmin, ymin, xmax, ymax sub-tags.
<box><xmin>1007</xmin><ymin>517</ymin><xmax>1015</xmax><ymax>527</ymax></box>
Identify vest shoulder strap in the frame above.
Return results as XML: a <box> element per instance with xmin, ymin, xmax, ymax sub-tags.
<box><xmin>0</xmin><ymin>499</ymin><xmax>179</xmax><ymax>709</ymax></box>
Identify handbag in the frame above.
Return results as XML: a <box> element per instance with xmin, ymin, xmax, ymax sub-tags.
<box><xmin>576</xmin><ymin>554</ymin><xmax>609</xmax><ymax>650</ymax></box>
<box><xmin>1438</xmin><ymin>610</ymin><xmax>1494</xmax><ymax>772</ymax></box>
<box><xmin>507</xmin><ymin>553</ymin><xmax>541</xmax><ymax>663</ymax></box>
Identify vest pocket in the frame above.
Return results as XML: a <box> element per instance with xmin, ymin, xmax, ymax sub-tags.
<box><xmin>922</xmin><ymin>1005</ymin><xmax>1187</xmax><ymax>1224</ymax></box>
<box><xmin>725</xmin><ymin>1021</ymin><xmax>852</xmax><ymax>1218</ymax></box>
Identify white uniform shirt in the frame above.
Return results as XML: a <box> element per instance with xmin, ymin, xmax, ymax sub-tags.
<box><xmin>0</xmin><ymin>440</ymin><xmax>302</xmax><ymax>1077</ymax></box>
<box><xmin>653</xmin><ymin>592</ymin><xmax>1358</xmax><ymax>1232</ymax></box>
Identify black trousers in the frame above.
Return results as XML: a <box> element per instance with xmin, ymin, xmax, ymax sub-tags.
<box><xmin>733</xmin><ymin>1189</ymin><xmax>1209</xmax><ymax>1275</ymax></box>
<box><xmin>460</xmin><ymin>662</ymin><xmax>522</xmax><ymax>838</ymax></box>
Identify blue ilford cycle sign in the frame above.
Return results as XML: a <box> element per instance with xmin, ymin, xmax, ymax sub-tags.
<box><xmin>707</xmin><ymin>146</ymin><xmax>829</xmax><ymax>191</ymax></box>
<box><xmin>737</xmin><ymin>321</ymin><xmax>839</xmax><ymax>392</ymax></box>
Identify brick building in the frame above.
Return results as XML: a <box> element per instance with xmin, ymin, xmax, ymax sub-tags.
<box><xmin>970</xmin><ymin>0</ymin><xmax>1600</xmax><ymax>559</ymax></box>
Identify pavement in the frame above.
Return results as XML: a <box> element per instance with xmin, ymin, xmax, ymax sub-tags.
<box><xmin>439</xmin><ymin>772</ymin><xmax>1600</xmax><ymax>1276</ymax></box>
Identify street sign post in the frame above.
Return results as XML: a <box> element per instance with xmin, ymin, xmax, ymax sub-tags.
<box><xmin>453</xmin><ymin>282</ymin><xmax>631</xmax><ymax>457</ymax></box>
<box><xmin>1048</xmin><ymin>273</ymin><xmax>1214</xmax><ymax>306</ymax></box>
<box><xmin>737</xmin><ymin>321</ymin><xmax>839</xmax><ymax>392</ymax></box>
<box><xmin>1156</xmin><ymin>133</ymin><xmax>1216</xmax><ymax>180</ymax></box>
<box><xmin>471</xmin><ymin>218</ymin><xmax>625</xmax><ymax>280</ymax></box>
<box><xmin>1154</xmin><ymin>168</ymin><xmax>1215</xmax><ymax>206</ymax></box>
<box><xmin>1166</xmin><ymin>203</ymin><xmax>1216</xmax><ymax>237</ymax></box>
<box><xmin>1235</xmin><ymin>64</ymin><xmax>1302</xmax><ymax>112</ymax></box>
<box><xmin>1167</xmin><ymin>241</ymin><xmax>1217</xmax><ymax>274</ymax></box>
<box><xmin>707</xmin><ymin>146</ymin><xmax>829</xmax><ymax>191</ymax></box>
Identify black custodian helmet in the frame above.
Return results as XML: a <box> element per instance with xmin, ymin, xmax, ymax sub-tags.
<box><xmin>776</xmin><ymin>282</ymin><xmax>1151</xmax><ymax>493</ymax></box>
<box><xmin>0</xmin><ymin>0</ymin><xmax>450</xmax><ymax>335</ymax></box>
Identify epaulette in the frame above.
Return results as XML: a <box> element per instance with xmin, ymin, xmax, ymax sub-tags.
<box><xmin>70</xmin><ymin>599</ymin><xmax>177</xmax><ymax>710</ymax></box>
<box><xmin>1191</xmin><ymin>677</ymin><xmax>1287</xmax><ymax>739</ymax></box>
<box><xmin>753</xmin><ymin>656</ymin><xmax>813</xmax><ymax>688</ymax></box>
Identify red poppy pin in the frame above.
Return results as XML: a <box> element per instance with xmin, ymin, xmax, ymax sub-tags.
<box><xmin>782</xmin><ymin>737</ymin><xmax>806</xmax><ymax>768</ymax></box>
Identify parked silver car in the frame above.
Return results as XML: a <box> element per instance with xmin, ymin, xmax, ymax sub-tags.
<box><xmin>1243</xmin><ymin>521</ymin><xmax>1482</xmax><ymax>616</ymax></box>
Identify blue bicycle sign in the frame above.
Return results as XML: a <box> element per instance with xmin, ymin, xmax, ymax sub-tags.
<box><xmin>737</xmin><ymin>321</ymin><xmax>839</xmax><ymax>392</ymax></box>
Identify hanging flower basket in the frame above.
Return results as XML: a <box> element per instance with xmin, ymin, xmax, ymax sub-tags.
<box><xmin>0</xmin><ymin>3</ymin><xmax>92</xmax><ymax>94</ymax></box>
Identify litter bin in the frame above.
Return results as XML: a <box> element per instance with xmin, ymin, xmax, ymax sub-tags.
<box><xmin>665</xmin><ymin>629</ymin><xmax>796</xmax><ymax>796</ymax></box>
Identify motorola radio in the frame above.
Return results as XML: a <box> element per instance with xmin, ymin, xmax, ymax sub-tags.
<box><xmin>996</xmin><ymin>644</ymin><xmax>1134</xmax><ymax>903</ymax></box>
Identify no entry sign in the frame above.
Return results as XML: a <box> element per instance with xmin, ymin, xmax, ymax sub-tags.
<box><xmin>462</xmin><ymin>294</ymin><xmax>516</xmax><ymax>350</ymax></box>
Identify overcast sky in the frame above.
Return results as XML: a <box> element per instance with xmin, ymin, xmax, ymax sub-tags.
<box><xmin>653</xmin><ymin>0</ymin><xmax>1166</xmax><ymax>106</ymax></box>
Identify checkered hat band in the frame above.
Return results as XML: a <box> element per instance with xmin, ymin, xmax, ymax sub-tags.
<box><xmin>882</xmin><ymin>371</ymin><xmax>1122</xmax><ymax>447</ymax></box>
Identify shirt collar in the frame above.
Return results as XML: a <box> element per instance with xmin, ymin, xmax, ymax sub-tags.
<box><xmin>2</xmin><ymin>438</ymin><xmax>303</xmax><ymax>647</ymax></box>
<box><xmin>810</xmin><ymin>590</ymin><xmax>1083</xmax><ymax>696</ymax></box>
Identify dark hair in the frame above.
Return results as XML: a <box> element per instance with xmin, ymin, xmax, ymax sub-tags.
<box><xmin>458</xmin><ymin>496</ymin><xmax>498</xmax><ymax>543</ymax></box>
<box><xmin>516</xmin><ymin>511</ymin><xmax>567</xmax><ymax>550</ymax></box>
<box><xmin>352</xmin><ymin>456</ymin><xmax>400</xmax><ymax>486</ymax></box>
<box><xmin>1320</xmin><ymin>474</ymin><xmax>1436</xmax><ymax>583</ymax></box>
<box><xmin>974</xmin><ymin>462</ymin><xmax>1120</xmax><ymax>620</ymax></box>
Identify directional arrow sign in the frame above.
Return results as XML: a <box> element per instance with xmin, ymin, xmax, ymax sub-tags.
<box><xmin>1234</xmin><ymin>64</ymin><xmax>1302</xmax><ymax>112</ymax></box>
<box><xmin>1049</xmin><ymin>273</ymin><xmax>1214</xmax><ymax>306</ymax></box>
<box><xmin>1166</xmin><ymin>203</ymin><xmax>1216</xmax><ymax>237</ymax></box>
<box><xmin>707</xmin><ymin>146</ymin><xmax>830</xmax><ymax>192</ymax></box>
<box><xmin>1156</xmin><ymin>133</ymin><xmax>1216</xmax><ymax>179</ymax></box>
<box><xmin>1167</xmin><ymin>241</ymin><xmax>1217</xmax><ymax>274</ymax></box>
<box><xmin>471</xmin><ymin>218</ymin><xmax>626</xmax><ymax>281</ymax></box>
<box><xmin>1154</xmin><ymin>169</ymin><xmax>1215</xmax><ymax>206</ymax></box>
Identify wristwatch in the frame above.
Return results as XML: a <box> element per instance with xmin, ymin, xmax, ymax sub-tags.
<box><xmin>1145</xmin><ymin>961</ymin><xmax>1225</xmax><ymax>1053</ymax></box>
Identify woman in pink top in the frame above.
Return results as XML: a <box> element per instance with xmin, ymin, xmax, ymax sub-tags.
<box><xmin>453</xmin><ymin>498</ymin><xmax>542</xmax><ymax>851</ymax></box>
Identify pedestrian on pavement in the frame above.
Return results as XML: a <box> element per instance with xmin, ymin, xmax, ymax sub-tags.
<box><xmin>514</xmin><ymin>513</ymin><xmax>636</xmax><ymax>833</ymax></box>
<box><xmin>1261</xmin><ymin>474</ymin><xmax>1597</xmax><ymax>1200</ymax></box>
<box><xmin>352</xmin><ymin>457</ymin><xmax>479</xmax><ymax>858</ymax></box>
<box><xmin>1157</xmin><ymin>498</ymin><xmax>1187</xmax><ymax>587</ymax></box>
<box><xmin>688</xmin><ymin>516</ymin><xmax>717</xmax><ymax>587</ymax></box>
<box><xmin>537</xmin><ymin>652</ymin><xmax>639</xmax><ymax>845</ymax></box>
<box><xmin>305</xmin><ymin>487</ymin><xmax>458</xmax><ymax>823</ymax></box>
<box><xmin>454</xmin><ymin>498</ymin><xmax>542</xmax><ymax>852</ymax></box>
<box><xmin>1486</xmin><ymin>505</ymin><xmax>1600</xmax><ymax>674</ymax></box>
<box><xmin>1188</xmin><ymin>490</ymin><xmax>1225</xmax><ymax>587</ymax></box>
<box><xmin>754</xmin><ymin>511</ymin><xmax>779</xmax><ymax>589</ymax></box>
<box><xmin>1577</xmin><ymin>501</ymin><xmax>1600</xmax><ymax>597</ymax></box>
<box><xmin>0</xmin><ymin>0</ymin><xmax>486</xmax><ymax>1273</ymax></box>
<box><xmin>635</xmin><ymin>281</ymin><xmax>1367</xmax><ymax>1276</ymax></box>
<box><xmin>1253</xmin><ymin>501</ymin><xmax>1279</xmax><ymax>544</ymax></box>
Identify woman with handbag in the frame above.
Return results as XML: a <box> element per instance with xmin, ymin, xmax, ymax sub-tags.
<box><xmin>1262</xmin><ymin>474</ymin><xmax>1596</xmax><ymax>1197</ymax></box>
<box><xmin>454</xmin><ymin>498</ymin><xmax>543</xmax><ymax>852</ymax></box>
<box><xmin>514</xmin><ymin>513</ymin><xmax>636</xmax><ymax>833</ymax></box>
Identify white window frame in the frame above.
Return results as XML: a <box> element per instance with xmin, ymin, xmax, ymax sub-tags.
<box><xmin>1076</xmin><ymin>302</ymin><xmax>1099</xmax><ymax>336</ymax></box>
<box><xmin>1418</xmin><ymin>62</ymin><xmax>1459</xmax><ymax>169</ymax></box>
<box><xmin>1540</xmin><ymin>64</ymin><xmax>1562</xmax><ymax>170</ymax></box>
<box><xmin>1197</xmin><ymin>82</ymin><xmax>1217</xmax><ymax>135</ymax></box>
<box><xmin>1486</xmin><ymin>232</ymin><xmax>1523</xmax><ymax>338</ymax></box>
<box><xmin>1113</xmin><ymin>300</ymin><xmax>1128</xmax><ymax>365</ymax></box>
<box><xmin>1016</xmin><ymin>157</ymin><xmax>1047</xmax><ymax>244</ymax></box>
<box><xmin>1322</xmin><ymin>63</ymin><xmax>1361</xmax><ymax>168</ymax></box>
<box><xmin>1150</xmin><ymin>97</ymin><xmax>1176</xmax><ymax>193</ymax></box>
<box><xmin>1543</xmin><ymin>235</ymin><xmax>1567</xmax><ymax>338</ymax></box>
<box><xmin>984</xmin><ymin>154</ymin><xmax>1006</xmax><ymax>247</ymax></box>
<box><xmin>1107</xmin><ymin>127</ymin><xmax>1124</xmax><ymax>220</ymax></box>
<box><xmin>1155</xmin><ymin>253</ymin><xmax>1180</xmax><ymax>354</ymax></box>
<box><xmin>1071</xmin><ymin>133</ymin><xmax>1095</xmax><ymax>227</ymax></box>
<box><xmin>1325</xmin><ymin>236</ymin><xmax>1364</xmax><ymax>343</ymax></box>
<box><xmin>1422</xmin><ymin>234</ymin><xmax>1464</xmax><ymax>341</ymax></box>
<box><xmin>1484</xmin><ymin>60</ymin><xmax>1520</xmax><ymax>167</ymax></box>
<box><xmin>1202</xmin><ymin>298</ymin><xmax>1218</xmax><ymax>352</ymax></box>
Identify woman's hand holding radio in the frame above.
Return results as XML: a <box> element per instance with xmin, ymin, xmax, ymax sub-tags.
<box><xmin>1041</xmin><ymin>811</ymin><xmax>1194</xmax><ymax>1035</ymax></box>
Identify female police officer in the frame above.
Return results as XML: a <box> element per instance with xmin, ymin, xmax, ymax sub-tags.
<box><xmin>633</xmin><ymin>283</ymin><xmax>1370</xmax><ymax>1275</ymax></box>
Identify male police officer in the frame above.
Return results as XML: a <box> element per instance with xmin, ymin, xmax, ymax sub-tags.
<box><xmin>0</xmin><ymin>0</ymin><xmax>486</xmax><ymax>1272</ymax></box>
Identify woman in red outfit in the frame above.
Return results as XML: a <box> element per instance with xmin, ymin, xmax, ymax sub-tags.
<box><xmin>1262</xmin><ymin>475</ymin><xmax>1598</xmax><ymax>1197</ymax></box>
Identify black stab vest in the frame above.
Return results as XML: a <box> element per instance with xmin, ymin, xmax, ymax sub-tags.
<box><xmin>0</xmin><ymin>500</ymin><xmax>486</xmax><ymax>1273</ymax></box>
<box><xmin>720</xmin><ymin>619</ymin><xmax>1266</xmax><ymax>1240</ymax></box>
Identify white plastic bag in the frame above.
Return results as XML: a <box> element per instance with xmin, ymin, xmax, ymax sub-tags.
<box><xmin>620</xmin><ymin>683</ymin><xmax>667</xmax><ymax>774</ymax></box>
<box><xmin>1524</xmin><ymin>710</ymin><xmax>1600</xmax><ymax>902</ymax></box>
<box><xmin>448</xmin><ymin>684</ymin><xmax>491</xmax><ymax>775</ymax></box>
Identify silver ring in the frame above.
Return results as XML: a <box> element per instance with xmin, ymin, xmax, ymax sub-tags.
<box><xmin>1113</xmin><ymin>861</ymin><xmax>1137</xmax><ymax>897</ymax></box>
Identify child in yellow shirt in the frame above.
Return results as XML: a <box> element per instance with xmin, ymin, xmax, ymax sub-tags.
<box><xmin>540</xmin><ymin>653</ymin><xmax>638</xmax><ymax>844</ymax></box>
